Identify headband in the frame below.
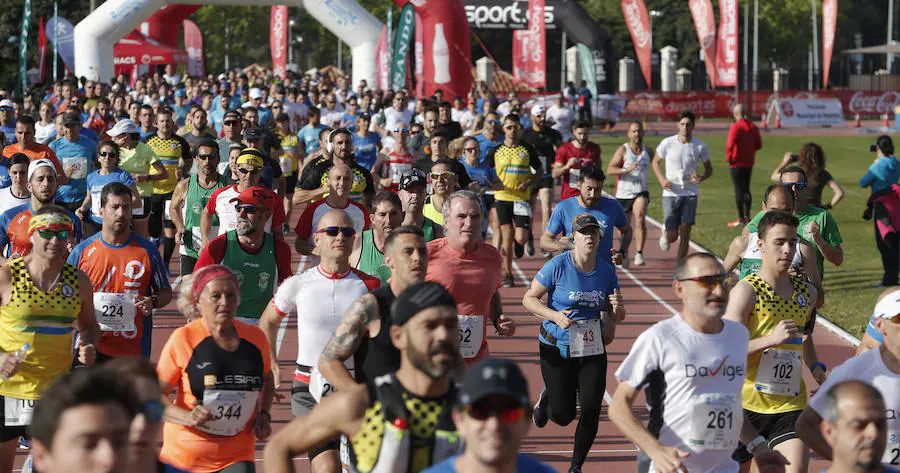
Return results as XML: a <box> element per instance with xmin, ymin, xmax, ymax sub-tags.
<box><xmin>192</xmin><ymin>265</ymin><xmax>240</xmax><ymax>304</ymax></box>
<box><xmin>28</xmin><ymin>213</ymin><xmax>73</xmax><ymax>236</ymax></box>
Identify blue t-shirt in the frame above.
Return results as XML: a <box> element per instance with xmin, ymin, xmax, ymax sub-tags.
<box><xmin>139</xmin><ymin>129</ymin><xmax>158</xmax><ymax>141</ymax></box>
<box><xmin>49</xmin><ymin>136</ymin><xmax>97</xmax><ymax>203</ymax></box>
<box><xmin>861</xmin><ymin>156</ymin><xmax>900</xmax><ymax>194</ymax></box>
<box><xmin>0</xmin><ymin>125</ymin><xmax>16</xmax><ymax>145</ymax></box>
<box><xmin>422</xmin><ymin>454</ymin><xmax>556</xmax><ymax>473</ymax></box>
<box><xmin>546</xmin><ymin>196</ymin><xmax>629</xmax><ymax>261</ymax></box>
<box><xmin>535</xmin><ymin>251</ymin><xmax>619</xmax><ymax>355</ymax></box>
<box><xmin>0</xmin><ymin>203</ymin><xmax>85</xmax><ymax>257</ymax></box>
<box><xmin>0</xmin><ymin>165</ymin><xmax>10</xmax><ymax>189</ymax></box>
<box><xmin>172</xmin><ymin>104</ymin><xmax>190</xmax><ymax>127</ymax></box>
<box><xmin>79</xmin><ymin>127</ymin><xmax>99</xmax><ymax>143</ymax></box>
<box><xmin>298</xmin><ymin>124</ymin><xmax>326</xmax><ymax>154</ymax></box>
<box><xmin>461</xmin><ymin>160</ymin><xmax>497</xmax><ymax>188</ymax></box>
<box><xmin>475</xmin><ymin>134</ymin><xmax>502</xmax><ymax>165</ymax></box>
<box><xmin>209</xmin><ymin>109</ymin><xmax>226</xmax><ymax>134</ymax></box>
<box><xmin>342</xmin><ymin>112</ymin><xmax>359</xmax><ymax>132</ymax></box>
<box><xmin>258</xmin><ymin>107</ymin><xmax>274</xmax><ymax>127</ymax></box>
<box><xmin>85</xmin><ymin>169</ymin><xmax>136</xmax><ymax>224</ymax></box>
<box><xmin>353</xmin><ymin>133</ymin><xmax>381</xmax><ymax>171</ymax></box>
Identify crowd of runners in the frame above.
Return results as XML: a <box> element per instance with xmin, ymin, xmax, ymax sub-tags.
<box><xmin>0</xmin><ymin>65</ymin><xmax>895</xmax><ymax>473</ymax></box>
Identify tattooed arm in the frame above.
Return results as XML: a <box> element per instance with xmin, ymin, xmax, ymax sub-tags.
<box><xmin>318</xmin><ymin>293</ymin><xmax>380</xmax><ymax>392</ymax></box>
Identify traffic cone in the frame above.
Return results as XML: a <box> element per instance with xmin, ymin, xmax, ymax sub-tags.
<box><xmin>760</xmin><ymin>112</ymin><xmax>768</xmax><ymax>129</ymax></box>
<box><xmin>854</xmin><ymin>114</ymin><xmax>861</xmax><ymax>128</ymax></box>
<box><xmin>774</xmin><ymin>114</ymin><xmax>782</xmax><ymax>129</ymax></box>
<box><xmin>883</xmin><ymin>113</ymin><xmax>890</xmax><ymax>128</ymax></box>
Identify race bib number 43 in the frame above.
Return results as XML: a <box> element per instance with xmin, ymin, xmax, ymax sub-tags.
<box><xmin>569</xmin><ymin>319</ymin><xmax>604</xmax><ymax>358</ymax></box>
<box><xmin>688</xmin><ymin>393</ymin><xmax>741</xmax><ymax>450</ymax></box>
<box><xmin>755</xmin><ymin>348</ymin><xmax>802</xmax><ymax>396</ymax></box>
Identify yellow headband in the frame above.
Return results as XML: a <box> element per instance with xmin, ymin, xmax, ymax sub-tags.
<box><xmin>28</xmin><ymin>213</ymin><xmax>74</xmax><ymax>235</ymax></box>
<box><xmin>236</xmin><ymin>155</ymin><xmax>264</xmax><ymax>168</ymax></box>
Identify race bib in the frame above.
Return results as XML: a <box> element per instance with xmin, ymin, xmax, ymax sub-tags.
<box><xmin>94</xmin><ymin>292</ymin><xmax>136</xmax><ymax>332</ymax></box>
<box><xmin>90</xmin><ymin>193</ymin><xmax>102</xmax><ymax>218</ymax></box>
<box><xmin>4</xmin><ymin>397</ymin><xmax>36</xmax><ymax>427</ymax></box>
<box><xmin>189</xmin><ymin>227</ymin><xmax>204</xmax><ymax>252</ymax></box>
<box><xmin>568</xmin><ymin>168</ymin><xmax>581</xmax><ymax>188</ymax></box>
<box><xmin>569</xmin><ymin>319</ymin><xmax>604</xmax><ymax>358</ymax></box>
<box><xmin>62</xmin><ymin>157</ymin><xmax>88</xmax><ymax>179</ymax></box>
<box><xmin>688</xmin><ymin>393</ymin><xmax>741</xmax><ymax>450</ymax></box>
<box><xmin>513</xmin><ymin>201</ymin><xmax>532</xmax><ymax>218</ymax></box>
<box><xmin>458</xmin><ymin>315</ymin><xmax>485</xmax><ymax>359</ymax></box>
<box><xmin>309</xmin><ymin>367</ymin><xmax>354</xmax><ymax>403</ymax></box>
<box><xmin>884</xmin><ymin>430</ymin><xmax>900</xmax><ymax>466</ymax></box>
<box><xmin>278</xmin><ymin>157</ymin><xmax>292</xmax><ymax>174</ymax></box>
<box><xmin>163</xmin><ymin>199</ymin><xmax>172</xmax><ymax>221</ymax></box>
<box><xmin>198</xmin><ymin>390</ymin><xmax>259</xmax><ymax>437</ymax></box>
<box><xmin>754</xmin><ymin>348</ymin><xmax>802</xmax><ymax>396</ymax></box>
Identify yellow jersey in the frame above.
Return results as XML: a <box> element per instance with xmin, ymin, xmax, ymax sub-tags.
<box><xmin>144</xmin><ymin>134</ymin><xmax>191</xmax><ymax>195</ymax></box>
<box><xmin>0</xmin><ymin>258</ymin><xmax>81</xmax><ymax>400</ymax></box>
<box><xmin>741</xmin><ymin>273</ymin><xmax>813</xmax><ymax>414</ymax></box>
<box><xmin>486</xmin><ymin>143</ymin><xmax>540</xmax><ymax>202</ymax></box>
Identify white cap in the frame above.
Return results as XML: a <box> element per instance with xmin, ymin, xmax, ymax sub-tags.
<box><xmin>531</xmin><ymin>104</ymin><xmax>546</xmax><ymax>116</ymax></box>
<box><xmin>249</xmin><ymin>88</ymin><xmax>263</xmax><ymax>99</ymax></box>
<box><xmin>873</xmin><ymin>288</ymin><xmax>900</xmax><ymax>319</ymax></box>
<box><xmin>218</xmin><ymin>73</ymin><xmax>227</xmax><ymax>81</ymax></box>
<box><xmin>106</xmin><ymin>119</ymin><xmax>139</xmax><ymax>137</ymax></box>
<box><xmin>0</xmin><ymin>99</ymin><xmax>13</xmax><ymax>109</ymax></box>
<box><xmin>28</xmin><ymin>159</ymin><xmax>56</xmax><ymax>181</ymax></box>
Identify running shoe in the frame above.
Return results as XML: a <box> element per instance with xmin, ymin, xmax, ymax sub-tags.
<box><xmin>659</xmin><ymin>234</ymin><xmax>670</xmax><ymax>251</ymax></box>
<box><xmin>633</xmin><ymin>252</ymin><xmax>646</xmax><ymax>266</ymax></box>
<box><xmin>514</xmin><ymin>241</ymin><xmax>524</xmax><ymax>259</ymax></box>
<box><xmin>532</xmin><ymin>388</ymin><xmax>549</xmax><ymax>428</ymax></box>
<box><xmin>18</xmin><ymin>437</ymin><xmax>29</xmax><ymax>450</ymax></box>
<box><xmin>525</xmin><ymin>234</ymin><xmax>535</xmax><ymax>257</ymax></box>
<box><xmin>502</xmin><ymin>273</ymin><xmax>515</xmax><ymax>288</ymax></box>
<box><xmin>727</xmin><ymin>219</ymin><xmax>745</xmax><ymax>227</ymax></box>
<box><xmin>568</xmin><ymin>466</ymin><xmax>582</xmax><ymax>473</ymax></box>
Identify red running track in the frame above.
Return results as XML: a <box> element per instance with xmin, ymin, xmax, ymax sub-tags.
<box><xmin>12</xmin><ymin>210</ymin><xmax>858</xmax><ymax>473</ymax></box>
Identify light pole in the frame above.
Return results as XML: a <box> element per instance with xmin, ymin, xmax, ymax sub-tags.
<box><xmin>288</xmin><ymin>19</ymin><xmax>295</xmax><ymax>66</ymax></box>
<box><xmin>889</xmin><ymin>0</ymin><xmax>896</xmax><ymax>71</ymax></box>
<box><xmin>649</xmin><ymin>10</ymin><xmax>664</xmax><ymax>90</ymax></box>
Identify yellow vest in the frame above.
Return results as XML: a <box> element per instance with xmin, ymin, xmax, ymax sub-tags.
<box><xmin>492</xmin><ymin>144</ymin><xmax>533</xmax><ymax>202</ymax></box>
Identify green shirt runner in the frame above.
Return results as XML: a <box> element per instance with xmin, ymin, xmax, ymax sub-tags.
<box><xmin>183</xmin><ymin>174</ymin><xmax>227</xmax><ymax>259</ymax></box>
<box><xmin>747</xmin><ymin>206</ymin><xmax>842</xmax><ymax>280</ymax></box>
<box><xmin>221</xmin><ymin>230</ymin><xmax>278</xmax><ymax>320</ymax></box>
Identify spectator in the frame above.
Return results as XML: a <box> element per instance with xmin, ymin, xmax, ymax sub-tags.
<box><xmin>725</xmin><ymin>103</ymin><xmax>762</xmax><ymax>226</ymax></box>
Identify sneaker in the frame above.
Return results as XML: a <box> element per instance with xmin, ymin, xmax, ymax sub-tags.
<box><xmin>659</xmin><ymin>234</ymin><xmax>670</xmax><ymax>251</ymax></box>
<box><xmin>568</xmin><ymin>466</ymin><xmax>582</xmax><ymax>473</ymax></box>
<box><xmin>532</xmin><ymin>388</ymin><xmax>549</xmax><ymax>428</ymax></box>
<box><xmin>633</xmin><ymin>252</ymin><xmax>646</xmax><ymax>266</ymax></box>
<box><xmin>727</xmin><ymin>219</ymin><xmax>745</xmax><ymax>228</ymax></box>
<box><xmin>525</xmin><ymin>234</ymin><xmax>535</xmax><ymax>257</ymax></box>
<box><xmin>502</xmin><ymin>273</ymin><xmax>515</xmax><ymax>288</ymax></box>
<box><xmin>514</xmin><ymin>241</ymin><xmax>524</xmax><ymax>259</ymax></box>
<box><xmin>18</xmin><ymin>437</ymin><xmax>29</xmax><ymax>450</ymax></box>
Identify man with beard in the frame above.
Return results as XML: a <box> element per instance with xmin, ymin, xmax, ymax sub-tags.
<box><xmin>260</xmin><ymin>209</ymin><xmax>380</xmax><ymax>473</ymax></box>
<box><xmin>554</xmin><ymin>121</ymin><xmax>601</xmax><ymax>201</ymax></box>
<box><xmin>295</xmin><ymin>164</ymin><xmax>370</xmax><ymax>258</ymax></box>
<box><xmin>68</xmin><ymin>182</ymin><xmax>171</xmax><ymax>361</ymax></box>
<box><xmin>522</xmin><ymin>105</ymin><xmax>562</xmax><ymax>257</ymax></box>
<box><xmin>352</xmin><ymin>191</ymin><xmax>403</xmax><ymax>284</ymax></box>
<box><xmin>296</xmin><ymin>128</ymin><xmax>375</xmax><ymax>207</ymax></box>
<box><xmin>195</xmin><ymin>186</ymin><xmax>293</xmax><ymax>324</ymax></box>
<box><xmin>265</xmin><ymin>281</ymin><xmax>464</xmax><ymax>473</ymax></box>
<box><xmin>0</xmin><ymin>159</ymin><xmax>84</xmax><ymax>259</ymax></box>
<box><xmin>607</xmin><ymin>121</ymin><xmax>653</xmax><ymax>266</ymax></box>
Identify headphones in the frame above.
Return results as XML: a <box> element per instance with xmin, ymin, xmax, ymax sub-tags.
<box><xmin>327</xmin><ymin>128</ymin><xmax>353</xmax><ymax>154</ymax></box>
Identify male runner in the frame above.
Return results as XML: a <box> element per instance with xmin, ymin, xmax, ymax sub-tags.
<box><xmin>607</xmin><ymin>121</ymin><xmax>652</xmax><ymax>266</ymax></box>
<box><xmin>352</xmin><ymin>191</ymin><xmax>402</xmax><ymax>284</ymax></box>
<box><xmin>296</xmin><ymin>128</ymin><xmax>375</xmax><ymax>207</ymax></box>
<box><xmin>295</xmin><ymin>164</ymin><xmax>370</xmax><ymax>257</ymax></box>
<box><xmin>397</xmin><ymin>170</ymin><xmax>443</xmax><ymax>242</ymax></box>
<box><xmin>522</xmin><ymin>104</ymin><xmax>562</xmax><ymax>255</ymax></box>
<box><xmin>553</xmin><ymin>121</ymin><xmax>601</xmax><ymax>201</ymax></box>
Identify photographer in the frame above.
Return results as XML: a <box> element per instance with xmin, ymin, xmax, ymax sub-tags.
<box><xmin>771</xmin><ymin>142</ymin><xmax>844</xmax><ymax>210</ymax></box>
<box><xmin>861</xmin><ymin>135</ymin><xmax>900</xmax><ymax>287</ymax></box>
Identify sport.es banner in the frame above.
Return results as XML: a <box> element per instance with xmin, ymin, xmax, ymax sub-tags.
<box><xmin>620</xmin><ymin>0</ymin><xmax>652</xmax><ymax>88</ymax></box>
<box><xmin>689</xmin><ymin>0</ymin><xmax>717</xmax><ymax>87</ymax></box>
<box><xmin>270</xmin><ymin>6</ymin><xmax>288</xmax><ymax>79</ymax></box>
<box><xmin>512</xmin><ymin>0</ymin><xmax>546</xmax><ymax>88</ymax></box>
<box><xmin>715</xmin><ymin>0</ymin><xmax>738</xmax><ymax>86</ymax></box>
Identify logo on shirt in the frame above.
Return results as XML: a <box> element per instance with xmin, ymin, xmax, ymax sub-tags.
<box><xmin>197</xmin><ymin>362</ymin><xmax>213</xmax><ymax>370</ymax></box>
<box><xmin>568</xmin><ymin>290</ymin><xmax>604</xmax><ymax>308</ymax></box>
<box><xmin>60</xmin><ymin>284</ymin><xmax>75</xmax><ymax>298</ymax></box>
<box><xmin>796</xmin><ymin>293</ymin><xmax>808</xmax><ymax>308</ymax></box>
<box><xmin>258</xmin><ymin>272</ymin><xmax>271</xmax><ymax>292</ymax></box>
<box><xmin>685</xmin><ymin>356</ymin><xmax>745</xmax><ymax>381</ymax></box>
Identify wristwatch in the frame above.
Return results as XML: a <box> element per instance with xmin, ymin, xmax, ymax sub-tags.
<box><xmin>746</xmin><ymin>436</ymin><xmax>767</xmax><ymax>454</ymax></box>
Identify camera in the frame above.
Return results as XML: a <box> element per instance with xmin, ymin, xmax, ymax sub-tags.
<box><xmin>871</xmin><ymin>144</ymin><xmax>879</xmax><ymax>153</ymax></box>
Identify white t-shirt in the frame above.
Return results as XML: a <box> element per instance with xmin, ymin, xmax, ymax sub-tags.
<box><xmin>0</xmin><ymin>188</ymin><xmax>29</xmax><ymax>216</ymax></box>
<box><xmin>458</xmin><ymin>110</ymin><xmax>476</xmax><ymax>135</ymax></box>
<box><xmin>656</xmin><ymin>136</ymin><xmax>712</xmax><ymax>197</ymax></box>
<box><xmin>809</xmin><ymin>347</ymin><xmax>900</xmax><ymax>467</ymax></box>
<box><xmin>35</xmin><ymin>122</ymin><xmax>57</xmax><ymax>145</ymax></box>
<box><xmin>615</xmin><ymin>144</ymin><xmax>651</xmax><ymax>199</ymax></box>
<box><xmin>616</xmin><ymin>316</ymin><xmax>750</xmax><ymax>473</ymax></box>
<box><xmin>383</xmin><ymin>107</ymin><xmax>413</xmax><ymax>132</ymax></box>
<box><xmin>547</xmin><ymin>104</ymin><xmax>575</xmax><ymax>141</ymax></box>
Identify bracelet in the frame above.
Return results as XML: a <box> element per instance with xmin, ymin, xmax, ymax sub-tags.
<box><xmin>811</xmin><ymin>362</ymin><xmax>827</xmax><ymax>373</ymax></box>
<box><xmin>746</xmin><ymin>436</ymin><xmax>766</xmax><ymax>454</ymax></box>
<box><xmin>150</xmin><ymin>295</ymin><xmax>160</xmax><ymax>309</ymax></box>
<box><xmin>258</xmin><ymin>409</ymin><xmax>271</xmax><ymax>420</ymax></box>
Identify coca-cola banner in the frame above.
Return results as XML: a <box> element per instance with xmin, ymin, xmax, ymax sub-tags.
<box><xmin>270</xmin><ymin>6</ymin><xmax>288</xmax><ymax>79</ymax></box>
<box><xmin>621</xmin><ymin>0</ymin><xmax>652</xmax><ymax>88</ymax></box>
<box><xmin>183</xmin><ymin>19</ymin><xmax>205</xmax><ymax>78</ymax></box>
<box><xmin>822</xmin><ymin>0</ymin><xmax>837</xmax><ymax>89</ymax></box>
<box><xmin>375</xmin><ymin>25</ymin><xmax>388</xmax><ymax>91</ymax></box>
<box><xmin>689</xmin><ymin>0</ymin><xmax>717</xmax><ymax>87</ymax></box>
<box><xmin>620</xmin><ymin>90</ymin><xmax>900</xmax><ymax>119</ymax></box>
<box><xmin>512</xmin><ymin>0</ymin><xmax>546</xmax><ymax>88</ymax></box>
<box><xmin>716</xmin><ymin>0</ymin><xmax>738</xmax><ymax>86</ymax></box>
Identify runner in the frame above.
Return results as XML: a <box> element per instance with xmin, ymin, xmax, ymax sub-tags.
<box><xmin>263</xmin><ymin>281</ymin><xmax>463</xmax><ymax>473</ymax></box>
<box><xmin>195</xmin><ymin>186</ymin><xmax>293</xmax><ymax>325</ymax></box>
<box><xmin>48</xmin><ymin>112</ymin><xmax>95</xmax><ymax>214</ymax></box>
<box><xmin>525</xmin><ymin>213</ymin><xmax>624</xmax><ymax>473</ymax></box>
<box><xmin>295</xmin><ymin>164</ymin><xmax>370</xmax><ymax>257</ymax></box>
<box><xmin>372</xmin><ymin>125</ymin><xmax>415</xmax><ymax>193</ymax></box>
<box><xmin>169</xmin><ymin>140</ymin><xmax>227</xmax><ymax>277</ymax></box>
<box><xmin>796</xmin><ymin>290</ymin><xmax>900</xmax><ymax>468</ymax></box>
<box><xmin>651</xmin><ymin>110</ymin><xmax>714</xmax><ymax>263</ymax></box>
<box><xmin>76</xmin><ymin>140</ymin><xmax>143</xmax><ymax>236</ymax></box>
<box><xmin>158</xmin><ymin>264</ymin><xmax>274</xmax><ymax>473</ymax></box>
<box><xmin>352</xmin><ymin>113</ymin><xmax>380</xmax><ymax>172</ymax></box>
<box><xmin>553</xmin><ymin>121</ymin><xmax>601</xmax><ymax>201</ymax></box>
<box><xmin>459</xmin><ymin>136</ymin><xmax>501</xmax><ymax>241</ymax></box>
<box><xmin>607</xmin><ymin>121</ymin><xmax>653</xmax><ymax>266</ymax></box>
<box><xmin>297</xmin><ymin>106</ymin><xmax>326</xmax><ymax>157</ymax></box>
<box><xmin>421</xmin><ymin>358</ymin><xmax>556</xmax><ymax>473</ymax></box>
<box><xmin>475</xmin><ymin>112</ymin><xmax>503</xmax><ymax>164</ymax></box>
<box><xmin>0</xmin><ymin>160</ymin><xmax>84</xmax><ymax>259</ymax></box>
<box><xmin>522</xmin><ymin>104</ymin><xmax>562</xmax><ymax>256</ymax></box>
<box><xmin>486</xmin><ymin>114</ymin><xmax>544</xmax><ymax>287</ymax></box>
<box><xmin>0</xmin><ymin>154</ymin><xmax>30</xmax><ymax>216</ymax></box>
<box><xmin>422</xmin><ymin>159</ymin><xmax>458</xmax><ymax>226</ymax></box>
<box><xmin>296</xmin><ymin>128</ymin><xmax>375</xmax><ymax>207</ymax></box>
<box><xmin>275</xmin><ymin>113</ymin><xmax>301</xmax><ymax>230</ymax></box>
<box><xmin>109</xmin><ymin>118</ymin><xmax>166</xmax><ymax>239</ymax></box>
<box><xmin>298</xmin><ymin>127</ymin><xmax>333</xmax><ymax>173</ymax></box>
<box><xmin>260</xmin><ymin>209</ymin><xmax>380</xmax><ymax>473</ymax></box>
<box><xmin>397</xmin><ymin>169</ymin><xmax>444</xmax><ymax>242</ymax></box>
<box><xmin>611</xmin><ymin>252</ymin><xmax>785</xmax><ymax>473</ymax></box>
<box><xmin>68</xmin><ymin>182</ymin><xmax>172</xmax><ymax>361</ymax></box>
<box><xmin>540</xmin><ymin>165</ymin><xmax>631</xmax><ymax>266</ymax></box>
<box><xmin>0</xmin><ymin>115</ymin><xmax>65</xmax><ymax>179</ymax></box>
<box><xmin>413</xmin><ymin>132</ymin><xmax>472</xmax><ymax>189</ymax></box>
<box><xmin>547</xmin><ymin>94</ymin><xmax>575</xmax><ymax>143</ymax></box>
<box><xmin>725</xmin><ymin>210</ymin><xmax>825</xmax><ymax>473</ymax></box>
<box><xmin>0</xmin><ymin>205</ymin><xmax>97</xmax><ymax>473</ymax></box>
<box><xmin>352</xmin><ymin>191</ymin><xmax>402</xmax><ymax>284</ymax></box>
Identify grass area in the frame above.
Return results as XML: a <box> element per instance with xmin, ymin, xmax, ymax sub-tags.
<box><xmin>592</xmin><ymin>133</ymin><xmax>881</xmax><ymax>337</ymax></box>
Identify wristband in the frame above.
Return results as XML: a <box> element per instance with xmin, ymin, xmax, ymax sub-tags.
<box><xmin>258</xmin><ymin>409</ymin><xmax>271</xmax><ymax>420</ymax></box>
<box><xmin>811</xmin><ymin>362</ymin><xmax>827</xmax><ymax>373</ymax></box>
<box><xmin>746</xmin><ymin>436</ymin><xmax>766</xmax><ymax>453</ymax></box>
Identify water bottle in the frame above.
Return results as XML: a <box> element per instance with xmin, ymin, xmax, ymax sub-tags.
<box><xmin>20</xmin><ymin>453</ymin><xmax>33</xmax><ymax>473</ymax></box>
<box><xmin>0</xmin><ymin>344</ymin><xmax>29</xmax><ymax>382</ymax></box>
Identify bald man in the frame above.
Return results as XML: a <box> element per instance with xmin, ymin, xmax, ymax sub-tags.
<box><xmin>295</xmin><ymin>163</ymin><xmax>370</xmax><ymax>258</ymax></box>
<box><xmin>726</xmin><ymin>103</ymin><xmax>762</xmax><ymax>227</ymax></box>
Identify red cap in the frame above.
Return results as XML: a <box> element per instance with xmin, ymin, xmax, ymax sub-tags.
<box><xmin>229</xmin><ymin>186</ymin><xmax>278</xmax><ymax>213</ymax></box>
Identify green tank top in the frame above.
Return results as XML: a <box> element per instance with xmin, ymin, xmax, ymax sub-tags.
<box><xmin>423</xmin><ymin>218</ymin><xmax>438</xmax><ymax>242</ymax></box>
<box><xmin>358</xmin><ymin>230</ymin><xmax>390</xmax><ymax>284</ymax></box>
<box><xmin>221</xmin><ymin>231</ymin><xmax>277</xmax><ymax>320</ymax></box>
<box><xmin>184</xmin><ymin>174</ymin><xmax>227</xmax><ymax>258</ymax></box>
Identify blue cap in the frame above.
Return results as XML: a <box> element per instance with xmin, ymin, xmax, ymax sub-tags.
<box><xmin>174</xmin><ymin>89</ymin><xmax>186</xmax><ymax>98</ymax></box>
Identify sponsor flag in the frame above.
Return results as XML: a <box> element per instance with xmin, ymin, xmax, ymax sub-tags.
<box><xmin>715</xmin><ymin>0</ymin><xmax>738</xmax><ymax>86</ymax></box>
<box><xmin>45</xmin><ymin>16</ymin><xmax>74</xmax><ymax>73</ymax></box>
<box><xmin>390</xmin><ymin>4</ymin><xmax>415</xmax><ymax>91</ymax></box>
<box><xmin>375</xmin><ymin>25</ymin><xmax>388</xmax><ymax>90</ymax></box>
<box><xmin>183</xmin><ymin>20</ymin><xmax>205</xmax><ymax>78</ymax></box>
<box><xmin>270</xmin><ymin>6</ymin><xmax>288</xmax><ymax>79</ymax></box>
<box><xmin>16</xmin><ymin>0</ymin><xmax>32</xmax><ymax>95</ymax></box>
<box><xmin>38</xmin><ymin>17</ymin><xmax>47</xmax><ymax>83</ymax></box>
<box><xmin>576</xmin><ymin>44</ymin><xmax>597</xmax><ymax>97</ymax></box>
<box><xmin>822</xmin><ymin>0</ymin><xmax>837</xmax><ymax>89</ymax></box>
<box><xmin>620</xmin><ymin>0</ymin><xmax>652</xmax><ymax>88</ymax></box>
<box><xmin>689</xmin><ymin>0</ymin><xmax>717</xmax><ymax>87</ymax></box>
<box><xmin>512</xmin><ymin>0</ymin><xmax>546</xmax><ymax>88</ymax></box>
<box><xmin>414</xmin><ymin>12</ymin><xmax>424</xmax><ymax>96</ymax></box>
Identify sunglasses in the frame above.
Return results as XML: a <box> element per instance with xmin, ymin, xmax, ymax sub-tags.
<box><xmin>463</xmin><ymin>147</ymin><xmax>478</xmax><ymax>153</ymax></box>
<box><xmin>238</xmin><ymin>167</ymin><xmax>261</xmax><ymax>175</ymax></box>
<box><xmin>677</xmin><ymin>273</ymin><xmax>729</xmax><ymax>290</ymax></box>
<box><xmin>36</xmin><ymin>229</ymin><xmax>70</xmax><ymax>240</ymax></box>
<box><xmin>197</xmin><ymin>153</ymin><xmax>217</xmax><ymax>160</ymax></box>
<box><xmin>143</xmin><ymin>400</ymin><xmax>164</xmax><ymax>424</ymax></box>
<box><xmin>235</xmin><ymin>204</ymin><xmax>261</xmax><ymax>215</ymax></box>
<box><xmin>465</xmin><ymin>402</ymin><xmax>527</xmax><ymax>424</ymax></box>
<box><xmin>98</xmin><ymin>151</ymin><xmax>119</xmax><ymax>158</ymax></box>
<box><xmin>783</xmin><ymin>181</ymin><xmax>807</xmax><ymax>191</ymax></box>
<box><xmin>487</xmin><ymin>120</ymin><xmax>500</xmax><ymax>125</ymax></box>
<box><xmin>394</xmin><ymin>128</ymin><xmax>409</xmax><ymax>133</ymax></box>
<box><xmin>0</xmin><ymin>107</ymin><xmax>12</xmax><ymax>112</ymax></box>
<box><xmin>316</xmin><ymin>226</ymin><xmax>356</xmax><ymax>237</ymax></box>
<box><xmin>430</xmin><ymin>171</ymin><xmax>455</xmax><ymax>181</ymax></box>
<box><xmin>224</xmin><ymin>120</ymin><xmax>239</xmax><ymax>126</ymax></box>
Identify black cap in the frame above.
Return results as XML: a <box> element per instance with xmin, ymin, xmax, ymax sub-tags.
<box><xmin>457</xmin><ymin>358</ymin><xmax>529</xmax><ymax>407</ymax></box>
<box><xmin>62</xmin><ymin>112</ymin><xmax>81</xmax><ymax>126</ymax></box>
<box><xmin>572</xmin><ymin>214</ymin><xmax>601</xmax><ymax>234</ymax></box>
<box><xmin>391</xmin><ymin>282</ymin><xmax>457</xmax><ymax>327</ymax></box>
<box><xmin>359</xmin><ymin>112</ymin><xmax>372</xmax><ymax>121</ymax></box>
<box><xmin>398</xmin><ymin>168</ymin><xmax>427</xmax><ymax>191</ymax></box>
<box><xmin>243</xmin><ymin>127</ymin><xmax>264</xmax><ymax>140</ymax></box>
